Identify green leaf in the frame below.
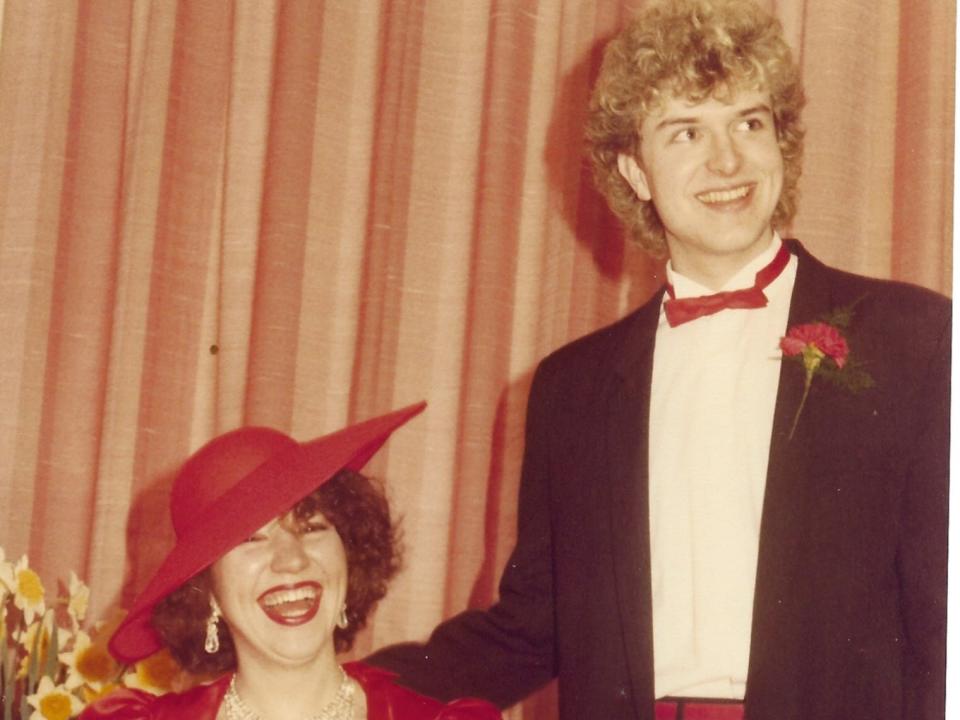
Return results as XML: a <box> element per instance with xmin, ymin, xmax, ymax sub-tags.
<box><xmin>818</xmin><ymin>294</ymin><xmax>867</xmax><ymax>329</ymax></box>
<box><xmin>814</xmin><ymin>357</ymin><xmax>875</xmax><ymax>393</ymax></box>
<box><xmin>43</xmin><ymin>622</ymin><xmax>59</xmax><ymax>682</ymax></box>
<box><xmin>1</xmin><ymin>641</ymin><xmax>12</xmax><ymax>720</ymax></box>
<box><xmin>25</xmin><ymin>611</ymin><xmax>46</xmax><ymax>695</ymax></box>
<box><xmin>1</xmin><ymin>632</ymin><xmax>19</xmax><ymax>720</ymax></box>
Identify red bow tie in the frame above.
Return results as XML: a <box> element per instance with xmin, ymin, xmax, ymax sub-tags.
<box><xmin>663</xmin><ymin>242</ymin><xmax>791</xmax><ymax>327</ymax></box>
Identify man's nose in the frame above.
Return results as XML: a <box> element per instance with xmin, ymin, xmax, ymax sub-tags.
<box><xmin>270</xmin><ymin>529</ymin><xmax>309</xmax><ymax>574</ymax></box>
<box><xmin>706</xmin><ymin>132</ymin><xmax>742</xmax><ymax>175</ymax></box>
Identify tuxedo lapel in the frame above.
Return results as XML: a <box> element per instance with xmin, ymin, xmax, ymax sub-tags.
<box><xmin>766</xmin><ymin>241</ymin><xmax>839</xmax><ymax>451</ymax></box>
<box><xmin>605</xmin><ymin>292</ymin><xmax>663</xmax><ymax>711</ymax></box>
<box><xmin>746</xmin><ymin>241</ymin><xmax>841</xmax><ymax>713</ymax></box>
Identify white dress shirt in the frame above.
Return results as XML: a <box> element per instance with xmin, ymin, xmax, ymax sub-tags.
<box><xmin>648</xmin><ymin>235</ymin><xmax>797</xmax><ymax>699</ymax></box>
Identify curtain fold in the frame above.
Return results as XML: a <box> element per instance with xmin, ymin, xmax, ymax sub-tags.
<box><xmin>0</xmin><ymin>1</ymin><xmax>952</xmax><ymax>717</ymax></box>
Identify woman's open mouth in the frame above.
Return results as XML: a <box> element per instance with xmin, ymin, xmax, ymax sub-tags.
<box><xmin>256</xmin><ymin>581</ymin><xmax>322</xmax><ymax>626</ymax></box>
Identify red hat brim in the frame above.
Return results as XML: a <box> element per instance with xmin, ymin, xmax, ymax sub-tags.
<box><xmin>108</xmin><ymin>401</ymin><xmax>426</xmax><ymax>663</ymax></box>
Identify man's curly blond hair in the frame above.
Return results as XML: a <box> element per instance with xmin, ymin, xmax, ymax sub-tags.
<box><xmin>585</xmin><ymin>0</ymin><xmax>805</xmax><ymax>256</ymax></box>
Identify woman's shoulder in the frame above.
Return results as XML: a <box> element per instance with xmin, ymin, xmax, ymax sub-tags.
<box><xmin>345</xmin><ymin>662</ymin><xmax>501</xmax><ymax>720</ymax></box>
<box><xmin>79</xmin><ymin>675</ymin><xmax>230</xmax><ymax>720</ymax></box>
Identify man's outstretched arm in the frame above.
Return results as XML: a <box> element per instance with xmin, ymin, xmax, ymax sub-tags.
<box><xmin>368</xmin><ymin>369</ymin><xmax>559</xmax><ymax>708</ymax></box>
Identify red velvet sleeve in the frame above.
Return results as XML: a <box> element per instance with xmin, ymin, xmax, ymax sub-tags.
<box><xmin>78</xmin><ymin>676</ymin><xmax>229</xmax><ymax>720</ymax></box>
<box><xmin>433</xmin><ymin>697</ymin><xmax>503</xmax><ymax>719</ymax></box>
<box><xmin>346</xmin><ymin>662</ymin><xmax>502</xmax><ymax>719</ymax></box>
<box><xmin>78</xmin><ymin>688</ymin><xmax>157</xmax><ymax>720</ymax></box>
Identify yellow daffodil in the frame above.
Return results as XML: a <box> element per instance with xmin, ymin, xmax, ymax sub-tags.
<box><xmin>17</xmin><ymin>613</ymin><xmax>72</xmax><ymax>679</ymax></box>
<box><xmin>60</xmin><ymin>630</ymin><xmax>119</xmax><ymax>691</ymax></box>
<box><xmin>121</xmin><ymin>648</ymin><xmax>187</xmax><ymax>695</ymax></box>
<box><xmin>80</xmin><ymin>681</ymin><xmax>121</xmax><ymax>704</ymax></box>
<box><xmin>2</xmin><ymin>554</ymin><xmax>46</xmax><ymax>624</ymax></box>
<box><xmin>26</xmin><ymin>675</ymin><xmax>84</xmax><ymax>720</ymax></box>
<box><xmin>66</xmin><ymin>572</ymin><xmax>90</xmax><ymax>628</ymax></box>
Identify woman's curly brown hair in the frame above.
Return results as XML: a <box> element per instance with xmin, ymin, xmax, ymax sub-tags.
<box><xmin>585</xmin><ymin>0</ymin><xmax>806</xmax><ymax>256</ymax></box>
<box><xmin>151</xmin><ymin>469</ymin><xmax>402</xmax><ymax>675</ymax></box>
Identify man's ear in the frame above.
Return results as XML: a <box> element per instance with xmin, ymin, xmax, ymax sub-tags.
<box><xmin>617</xmin><ymin>153</ymin><xmax>651</xmax><ymax>201</ymax></box>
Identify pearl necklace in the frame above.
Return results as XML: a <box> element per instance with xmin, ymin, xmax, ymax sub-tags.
<box><xmin>222</xmin><ymin>667</ymin><xmax>356</xmax><ymax>720</ymax></box>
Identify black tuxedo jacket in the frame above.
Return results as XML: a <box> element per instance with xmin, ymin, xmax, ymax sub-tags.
<box><xmin>369</xmin><ymin>241</ymin><xmax>950</xmax><ymax>720</ymax></box>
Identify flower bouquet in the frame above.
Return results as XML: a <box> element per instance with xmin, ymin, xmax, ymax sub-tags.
<box><xmin>0</xmin><ymin>548</ymin><xmax>191</xmax><ymax>720</ymax></box>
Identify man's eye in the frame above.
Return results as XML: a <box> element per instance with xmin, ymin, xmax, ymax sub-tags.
<box><xmin>672</xmin><ymin>128</ymin><xmax>698</xmax><ymax>143</ymax></box>
<box><xmin>739</xmin><ymin>117</ymin><xmax>764</xmax><ymax>131</ymax></box>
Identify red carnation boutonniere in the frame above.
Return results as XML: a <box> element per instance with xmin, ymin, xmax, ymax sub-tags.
<box><xmin>779</xmin><ymin>301</ymin><xmax>874</xmax><ymax>439</ymax></box>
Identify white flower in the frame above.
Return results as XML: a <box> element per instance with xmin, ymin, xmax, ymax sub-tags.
<box><xmin>66</xmin><ymin>572</ymin><xmax>90</xmax><ymax>627</ymax></box>
<box><xmin>16</xmin><ymin>613</ymin><xmax>71</xmax><ymax>681</ymax></box>
<box><xmin>18</xmin><ymin>611</ymin><xmax>59</xmax><ymax>649</ymax></box>
<box><xmin>121</xmin><ymin>649</ymin><xmax>185</xmax><ymax>696</ymax></box>
<box><xmin>59</xmin><ymin>630</ymin><xmax>118</xmax><ymax>691</ymax></box>
<box><xmin>121</xmin><ymin>666</ymin><xmax>164</xmax><ymax>696</ymax></box>
<box><xmin>0</xmin><ymin>546</ymin><xmax>15</xmax><ymax>597</ymax></box>
<box><xmin>4</xmin><ymin>554</ymin><xmax>45</xmax><ymax>624</ymax></box>
<box><xmin>26</xmin><ymin>675</ymin><xmax>84</xmax><ymax>720</ymax></box>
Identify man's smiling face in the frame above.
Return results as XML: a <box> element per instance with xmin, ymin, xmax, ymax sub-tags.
<box><xmin>618</xmin><ymin>88</ymin><xmax>784</xmax><ymax>288</ymax></box>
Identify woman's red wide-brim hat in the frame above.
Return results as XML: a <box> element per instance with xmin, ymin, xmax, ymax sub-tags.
<box><xmin>108</xmin><ymin>401</ymin><xmax>426</xmax><ymax>663</ymax></box>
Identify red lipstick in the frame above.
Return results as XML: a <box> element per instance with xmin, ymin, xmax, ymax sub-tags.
<box><xmin>256</xmin><ymin>581</ymin><xmax>322</xmax><ymax>626</ymax></box>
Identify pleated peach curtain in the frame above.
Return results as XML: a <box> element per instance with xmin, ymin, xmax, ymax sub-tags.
<box><xmin>0</xmin><ymin>0</ymin><xmax>952</xmax><ymax>717</ymax></box>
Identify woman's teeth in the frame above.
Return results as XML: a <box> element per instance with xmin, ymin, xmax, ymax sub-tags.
<box><xmin>262</xmin><ymin>586</ymin><xmax>317</xmax><ymax>607</ymax></box>
<box><xmin>257</xmin><ymin>584</ymin><xmax>323</xmax><ymax>624</ymax></box>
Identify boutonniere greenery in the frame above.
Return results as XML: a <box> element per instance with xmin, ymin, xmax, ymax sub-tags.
<box><xmin>779</xmin><ymin>300</ymin><xmax>874</xmax><ymax>439</ymax></box>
